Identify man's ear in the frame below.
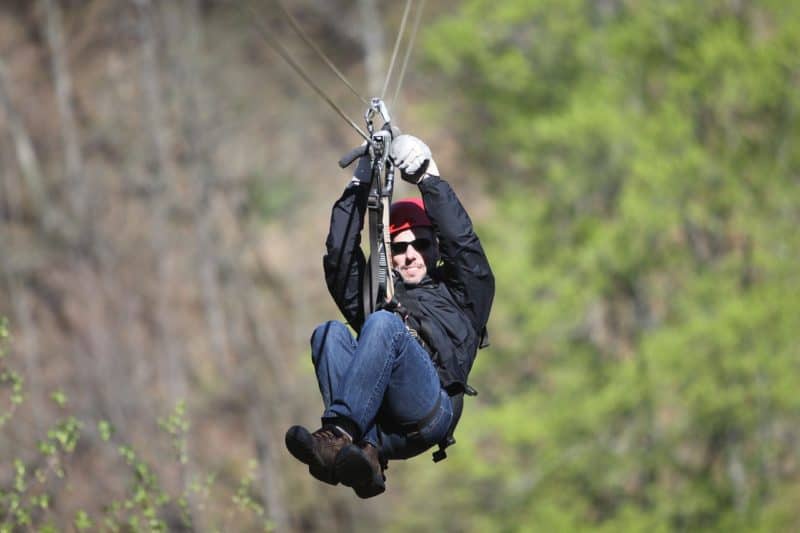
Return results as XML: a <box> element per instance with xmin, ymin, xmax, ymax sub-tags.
<box><xmin>425</xmin><ymin>241</ymin><xmax>441</xmax><ymax>268</ymax></box>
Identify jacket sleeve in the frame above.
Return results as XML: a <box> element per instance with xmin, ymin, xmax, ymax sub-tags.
<box><xmin>323</xmin><ymin>182</ymin><xmax>370</xmax><ymax>331</ymax></box>
<box><xmin>418</xmin><ymin>176</ymin><xmax>495</xmax><ymax>333</ymax></box>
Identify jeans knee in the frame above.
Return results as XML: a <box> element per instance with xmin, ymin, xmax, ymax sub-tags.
<box><xmin>310</xmin><ymin>320</ymin><xmax>349</xmax><ymax>366</ymax></box>
<box><xmin>362</xmin><ymin>310</ymin><xmax>402</xmax><ymax>336</ymax></box>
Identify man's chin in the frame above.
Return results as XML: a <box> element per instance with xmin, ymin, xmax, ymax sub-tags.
<box><xmin>398</xmin><ymin>270</ymin><xmax>424</xmax><ymax>284</ymax></box>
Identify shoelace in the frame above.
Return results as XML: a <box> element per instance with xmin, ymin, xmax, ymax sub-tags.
<box><xmin>313</xmin><ymin>426</ymin><xmax>353</xmax><ymax>445</ymax></box>
<box><xmin>312</xmin><ymin>429</ymin><xmax>338</xmax><ymax>442</ymax></box>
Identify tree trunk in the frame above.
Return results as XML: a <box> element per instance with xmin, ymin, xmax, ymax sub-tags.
<box><xmin>358</xmin><ymin>0</ymin><xmax>385</xmax><ymax>98</ymax></box>
<box><xmin>0</xmin><ymin>58</ymin><xmax>50</xmax><ymax>228</ymax></box>
<box><xmin>133</xmin><ymin>0</ymin><xmax>201</xmax><ymax>527</ymax></box>
<box><xmin>134</xmin><ymin>0</ymin><xmax>187</xmax><ymax>404</ymax></box>
<box><xmin>40</xmin><ymin>0</ymin><xmax>87</xmax><ymax>223</ymax></box>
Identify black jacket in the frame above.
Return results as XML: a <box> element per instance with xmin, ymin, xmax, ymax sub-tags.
<box><xmin>323</xmin><ymin>175</ymin><xmax>495</xmax><ymax>395</ymax></box>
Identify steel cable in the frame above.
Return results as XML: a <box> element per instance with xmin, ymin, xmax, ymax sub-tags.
<box><xmin>381</xmin><ymin>0</ymin><xmax>414</xmax><ymax>101</ymax></box>
<box><xmin>274</xmin><ymin>0</ymin><xmax>370</xmax><ymax>106</ymax></box>
<box><xmin>390</xmin><ymin>0</ymin><xmax>427</xmax><ymax>110</ymax></box>
<box><xmin>240</xmin><ymin>1</ymin><xmax>426</xmax><ymax>144</ymax></box>
<box><xmin>240</xmin><ymin>4</ymin><xmax>371</xmax><ymax>143</ymax></box>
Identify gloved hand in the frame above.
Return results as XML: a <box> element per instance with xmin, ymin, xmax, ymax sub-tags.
<box><xmin>390</xmin><ymin>135</ymin><xmax>440</xmax><ymax>184</ymax></box>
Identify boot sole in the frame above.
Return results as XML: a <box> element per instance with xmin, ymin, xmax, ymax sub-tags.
<box><xmin>285</xmin><ymin>426</ymin><xmax>338</xmax><ymax>485</ymax></box>
<box><xmin>335</xmin><ymin>445</ymin><xmax>385</xmax><ymax>498</ymax></box>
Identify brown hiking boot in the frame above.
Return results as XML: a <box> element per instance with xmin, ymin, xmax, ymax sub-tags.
<box><xmin>285</xmin><ymin>425</ymin><xmax>353</xmax><ymax>485</ymax></box>
<box><xmin>335</xmin><ymin>442</ymin><xmax>386</xmax><ymax>498</ymax></box>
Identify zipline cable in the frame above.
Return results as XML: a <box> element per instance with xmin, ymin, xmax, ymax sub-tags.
<box><xmin>240</xmin><ymin>4</ymin><xmax>371</xmax><ymax>143</ymax></box>
<box><xmin>390</xmin><ymin>0</ymin><xmax>427</xmax><ymax>110</ymax></box>
<box><xmin>381</xmin><ymin>0</ymin><xmax>414</xmax><ymax>100</ymax></box>
<box><xmin>274</xmin><ymin>0</ymin><xmax>370</xmax><ymax>106</ymax></box>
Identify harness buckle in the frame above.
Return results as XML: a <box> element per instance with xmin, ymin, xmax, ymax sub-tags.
<box><xmin>433</xmin><ymin>436</ymin><xmax>455</xmax><ymax>463</ymax></box>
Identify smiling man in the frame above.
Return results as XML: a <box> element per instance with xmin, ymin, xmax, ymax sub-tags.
<box><xmin>285</xmin><ymin>135</ymin><xmax>495</xmax><ymax>499</ymax></box>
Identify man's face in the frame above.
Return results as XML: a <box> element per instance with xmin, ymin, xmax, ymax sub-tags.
<box><xmin>391</xmin><ymin>227</ymin><xmax>437</xmax><ymax>285</ymax></box>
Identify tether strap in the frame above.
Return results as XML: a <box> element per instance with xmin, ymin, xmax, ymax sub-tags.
<box><xmin>399</xmin><ymin>389</ymin><xmax>463</xmax><ymax>463</ymax></box>
<box><xmin>362</xmin><ymin>125</ymin><xmax>395</xmax><ymax>319</ymax></box>
<box><xmin>433</xmin><ymin>393</ymin><xmax>462</xmax><ymax>463</ymax></box>
<box><xmin>363</xmin><ymin>186</ymin><xmax>382</xmax><ymax>316</ymax></box>
<box><xmin>400</xmin><ymin>390</ymin><xmax>442</xmax><ymax>438</ymax></box>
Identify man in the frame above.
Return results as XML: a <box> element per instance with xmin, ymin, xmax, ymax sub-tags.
<box><xmin>285</xmin><ymin>134</ymin><xmax>494</xmax><ymax>498</ymax></box>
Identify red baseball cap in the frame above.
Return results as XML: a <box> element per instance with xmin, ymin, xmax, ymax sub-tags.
<box><xmin>389</xmin><ymin>197</ymin><xmax>432</xmax><ymax>236</ymax></box>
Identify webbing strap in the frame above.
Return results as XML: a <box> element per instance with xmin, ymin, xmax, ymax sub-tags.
<box><xmin>361</xmin><ymin>124</ymin><xmax>396</xmax><ymax>319</ymax></box>
<box><xmin>363</xmin><ymin>177</ymin><xmax>381</xmax><ymax>317</ymax></box>
<box><xmin>399</xmin><ymin>390</ymin><xmax>443</xmax><ymax>437</ymax></box>
<box><xmin>398</xmin><ymin>389</ymin><xmax>462</xmax><ymax>463</ymax></box>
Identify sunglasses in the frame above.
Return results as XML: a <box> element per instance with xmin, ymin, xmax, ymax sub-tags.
<box><xmin>390</xmin><ymin>237</ymin><xmax>432</xmax><ymax>255</ymax></box>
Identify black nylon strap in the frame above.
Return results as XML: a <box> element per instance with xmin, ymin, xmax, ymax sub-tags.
<box><xmin>363</xmin><ymin>200</ymin><xmax>379</xmax><ymax>317</ymax></box>
<box><xmin>401</xmin><ymin>390</ymin><xmax>442</xmax><ymax>438</ymax></box>
<box><xmin>363</xmin><ymin>162</ymin><xmax>383</xmax><ymax>318</ymax></box>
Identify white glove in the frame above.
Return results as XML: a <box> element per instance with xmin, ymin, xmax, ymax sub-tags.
<box><xmin>390</xmin><ymin>135</ymin><xmax>439</xmax><ymax>183</ymax></box>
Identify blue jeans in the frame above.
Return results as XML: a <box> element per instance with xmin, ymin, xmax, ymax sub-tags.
<box><xmin>311</xmin><ymin>310</ymin><xmax>453</xmax><ymax>460</ymax></box>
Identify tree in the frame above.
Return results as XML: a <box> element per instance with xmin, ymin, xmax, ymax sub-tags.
<box><xmin>392</xmin><ymin>1</ymin><xmax>800</xmax><ymax>530</ymax></box>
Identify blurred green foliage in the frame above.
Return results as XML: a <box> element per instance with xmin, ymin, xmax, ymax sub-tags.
<box><xmin>392</xmin><ymin>1</ymin><xmax>800</xmax><ymax>531</ymax></box>
<box><xmin>0</xmin><ymin>318</ymin><xmax>270</xmax><ymax>531</ymax></box>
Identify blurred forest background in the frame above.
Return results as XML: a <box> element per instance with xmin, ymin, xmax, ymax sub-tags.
<box><xmin>1</xmin><ymin>0</ymin><xmax>799</xmax><ymax>531</ymax></box>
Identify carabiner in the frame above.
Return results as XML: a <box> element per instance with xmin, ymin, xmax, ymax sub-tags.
<box><xmin>365</xmin><ymin>97</ymin><xmax>392</xmax><ymax>135</ymax></box>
